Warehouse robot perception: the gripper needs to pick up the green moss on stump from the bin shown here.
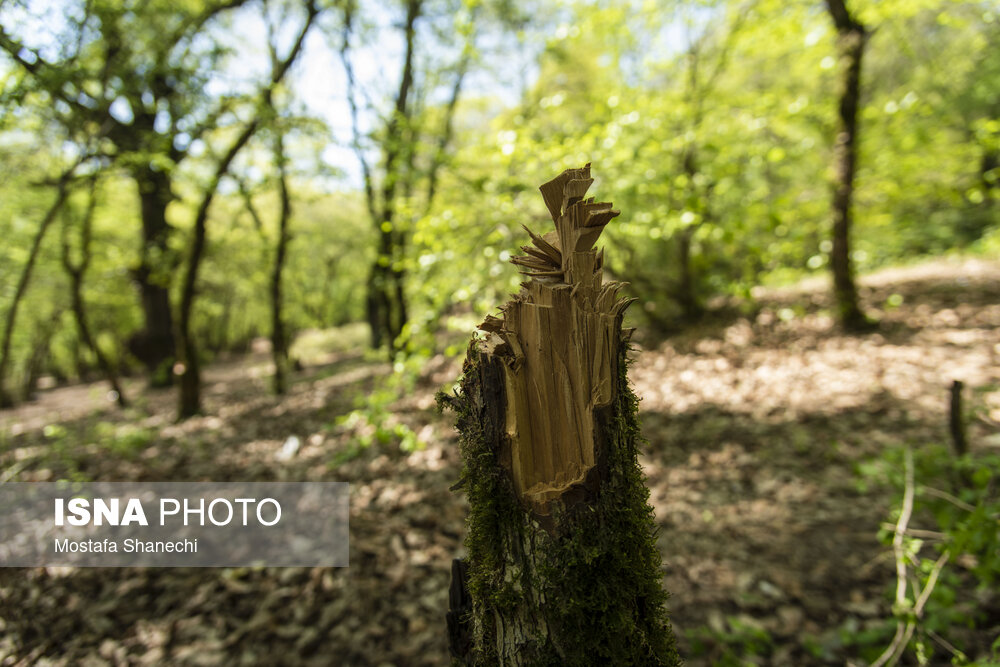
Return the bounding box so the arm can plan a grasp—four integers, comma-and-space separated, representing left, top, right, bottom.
450, 340, 680, 666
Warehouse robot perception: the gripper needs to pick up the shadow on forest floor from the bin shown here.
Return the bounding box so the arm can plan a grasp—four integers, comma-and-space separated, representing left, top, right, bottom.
643, 257, 1000, 354
1, 257, 999, 665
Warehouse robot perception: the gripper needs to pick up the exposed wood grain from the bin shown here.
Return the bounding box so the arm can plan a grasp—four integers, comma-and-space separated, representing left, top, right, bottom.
476, 164, 631, 513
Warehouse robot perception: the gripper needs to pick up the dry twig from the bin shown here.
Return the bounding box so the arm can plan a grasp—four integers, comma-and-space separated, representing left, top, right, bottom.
871, 447, 915, 667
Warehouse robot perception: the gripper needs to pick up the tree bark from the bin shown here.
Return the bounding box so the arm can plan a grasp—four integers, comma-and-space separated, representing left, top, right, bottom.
446, 165, 679, 665
129, 164, 177, 386
0, 165, 76, 407
825, 0, 871, 331
270, 130, 291, 395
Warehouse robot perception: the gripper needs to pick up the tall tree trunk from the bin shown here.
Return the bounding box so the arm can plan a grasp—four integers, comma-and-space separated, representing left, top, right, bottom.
0, 166, 75, 407
342, 0, 420, 352
176, 2, 317, 418
176, 124, 257, 418
446, 166, 679, 665
72, 336, 91, 381
66, 272, 128, 407
365, 270, 385, 350
340, 0, 380, 347
270, 131, 291, 394
130, 164, 177, 386
676, 224, 701, 320
981, 148, 998, 208
675, 144, 706, 321
825, 0, 871, 331
61, 178, 128, 408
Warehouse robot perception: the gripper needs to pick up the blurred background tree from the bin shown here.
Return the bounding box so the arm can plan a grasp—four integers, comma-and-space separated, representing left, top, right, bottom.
0, 0, 996, 413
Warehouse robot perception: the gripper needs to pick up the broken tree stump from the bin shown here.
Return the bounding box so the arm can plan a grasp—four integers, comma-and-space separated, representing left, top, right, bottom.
445, 165, 679, 665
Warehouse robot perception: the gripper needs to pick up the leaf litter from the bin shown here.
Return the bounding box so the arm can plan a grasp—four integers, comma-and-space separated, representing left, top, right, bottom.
1, 258, 998, 665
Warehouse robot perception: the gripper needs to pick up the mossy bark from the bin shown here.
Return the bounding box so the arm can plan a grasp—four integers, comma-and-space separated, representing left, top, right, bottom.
825, 0, 872, 332
446, 165, 679, 666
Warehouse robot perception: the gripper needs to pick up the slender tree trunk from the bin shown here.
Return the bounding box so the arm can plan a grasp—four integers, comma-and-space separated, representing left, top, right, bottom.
0, 167, 75, 407
130, 164, 177, 385
446, 166, 679, 665
676, 225, 701, 321
176, 127, 255, 418
61, 179, 128, 408
176, 118, 262, 416
365, 270, 384, 349
362, 0, 420, 352
215, 289, 233, 353
981, 148, 998, 208
176, 2, 317, 418
676, 54, 706, 323
72, 336, 91, 381
270, 131, 291, 394
390, 261, 407, 343
826, 0, 871, 331
340, 0, 379, 347
67, 273, 128, 407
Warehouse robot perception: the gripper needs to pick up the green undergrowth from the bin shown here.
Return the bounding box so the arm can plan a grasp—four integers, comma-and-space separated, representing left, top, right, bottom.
686, 615, 774, 666
13, 418, 156, 483
856, 443, 1000, 665
328, 351, 429, 467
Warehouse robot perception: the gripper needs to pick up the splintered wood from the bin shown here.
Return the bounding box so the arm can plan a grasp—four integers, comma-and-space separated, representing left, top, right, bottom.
477, 164, 635, 514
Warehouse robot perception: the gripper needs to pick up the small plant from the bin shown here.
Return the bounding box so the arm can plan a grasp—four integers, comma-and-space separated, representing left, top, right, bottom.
94, 422, 154, 458
861, 444, 1000, 666
329, 351, 429, 465
686, 614, 774, 666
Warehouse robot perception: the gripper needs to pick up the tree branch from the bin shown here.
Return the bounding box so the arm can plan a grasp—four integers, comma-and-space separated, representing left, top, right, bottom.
340, 0, 379, 223
870, 447, 915, 667
825, 0, 865, 34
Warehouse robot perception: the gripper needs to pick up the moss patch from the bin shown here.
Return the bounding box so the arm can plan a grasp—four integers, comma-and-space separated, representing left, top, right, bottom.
449, 341, 679, 666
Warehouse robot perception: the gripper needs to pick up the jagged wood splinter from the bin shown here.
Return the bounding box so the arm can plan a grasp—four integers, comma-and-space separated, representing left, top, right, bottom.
446, 164, 679, 665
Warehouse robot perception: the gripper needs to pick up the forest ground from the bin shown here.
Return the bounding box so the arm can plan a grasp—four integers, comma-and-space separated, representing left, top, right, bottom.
1, 257, 998, 666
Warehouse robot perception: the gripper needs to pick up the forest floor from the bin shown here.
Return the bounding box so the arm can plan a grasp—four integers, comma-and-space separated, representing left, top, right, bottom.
1, 257, 999, 666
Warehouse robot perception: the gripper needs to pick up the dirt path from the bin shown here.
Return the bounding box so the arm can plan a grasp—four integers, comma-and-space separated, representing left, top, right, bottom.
1, 258, 998, 665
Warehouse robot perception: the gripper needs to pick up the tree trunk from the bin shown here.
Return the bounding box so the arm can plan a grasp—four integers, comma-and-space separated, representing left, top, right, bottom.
130, 164, 177, 386
366, 269, 385, 349
176, 2, 317, 418
353, 0, 420, 353
980, 148, 998, 209
67, 272, 128, 408
271, 131, 291, 395
62, 178, 128, 408
446, 165, 679, 665
176, 129, 254, 418
676, 224, 701, 321
176, 128, 255, 417
0, 167, 75, 407
826, 0, 871, 331
675, 139, 706, 323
